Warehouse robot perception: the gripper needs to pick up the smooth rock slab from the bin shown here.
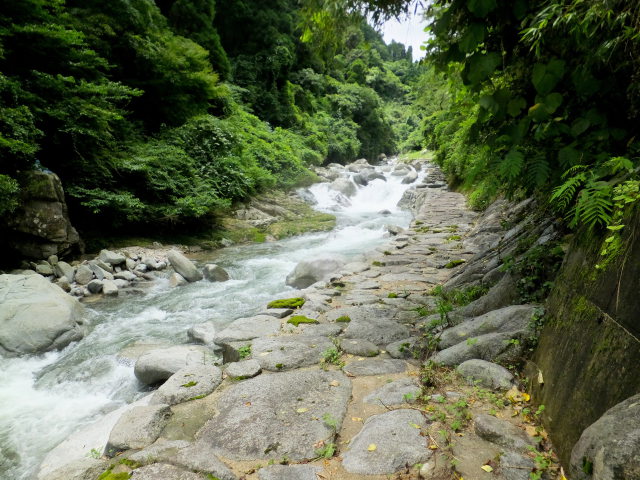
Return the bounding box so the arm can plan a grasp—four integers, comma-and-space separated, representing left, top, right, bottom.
214, 315, 282, 344
570, 392, 640, 480
134, 345, 216, 385
342, 409, 431, 474
151, 365, 222, 405
44, 458, 107, 480
340, 338, 379, 357
106, 404, 172, 455
457, 359, 515, 390
258, 464, 321, 480
386, 337, 419, 359
251, 335, 334, 371
339, 306, 411, 345
98, 249, 126, 266
130, 463, 205, 480
439, 305, 536, 349
174, 442, 238, 480
474, 414, 536, 453
127, 440, 190, 465
258, 308, 293, 318
364, 378, 421, 405
343, 358, 406, 376
196, 369, 351, 461
225, 359, 261, 379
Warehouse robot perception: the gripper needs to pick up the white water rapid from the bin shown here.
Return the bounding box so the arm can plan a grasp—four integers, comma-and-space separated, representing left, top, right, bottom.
0, 159, 424, 479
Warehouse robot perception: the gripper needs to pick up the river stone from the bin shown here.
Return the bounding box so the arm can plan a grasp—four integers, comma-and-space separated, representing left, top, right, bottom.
130, 463, 205, 480
386, 337, 419, 359
342, 409, 431, 474
54, 260, 75, 282
401, 170, 418, 184
187, 322, 216, 345
167, 250, 203, 282
151, 365, 222, 405
74, 264, 94, 285
0, 274, 86, 355
431, 331, 525, 367
285, 254, 346, 289
102, 280, 119, 296
213, 315, 282, 344
106, 404, 172, 455
258, 308, 293, 318
196, 368, 351, 461
203, 264, 230, 282
457, 359, 515, 390
353, 172, 369, 186
341, 306, 411, 345
134, 345, 216, 385
258, 465, 322, 480
169, 272, 188, 288
251, 335, 334, 371
439, 305, 536, 349
98, 249, 126, 266
113, 278, 129, 288
173, 443, 237, 480
364, 378, 421, 405
115, 270, 137, 282
474, 414, 536, 453
330, 177, 357, 197
343, 358, 406, 376
126, 258, 137, 271
340, 338, 379, 357
570, 393, 640, 480
225, 359, 261, 379
500, 451, 536, 480
87, 279, 103, 294
35, 262, 54, 276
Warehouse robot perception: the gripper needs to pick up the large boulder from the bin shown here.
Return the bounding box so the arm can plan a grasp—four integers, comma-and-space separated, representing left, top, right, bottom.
285, 254, 346, 289
0, 274, 86, 355
150, 365, 223, 405
106, 404, 172, 455
167, 250, 203, 282
134, 345, 216, 385
570, 393, 640, 480
3, 170, 81, 259
330, 178, 357, 197
202, 264, 230, 282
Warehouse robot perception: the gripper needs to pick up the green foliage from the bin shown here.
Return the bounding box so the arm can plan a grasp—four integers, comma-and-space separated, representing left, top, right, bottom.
0, 175, 20, 216
321, 347, 344, 368
314, 442, 337, 459
267, 297, 305, 309
335, 315, 351, 323
238, 344, 252, 360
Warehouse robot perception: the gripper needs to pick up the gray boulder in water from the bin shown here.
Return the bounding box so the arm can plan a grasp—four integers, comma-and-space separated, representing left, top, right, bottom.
203, 264, 230, 282
167, 250, 203, 282
285, 254, 347, 289
0, 274, 85, 355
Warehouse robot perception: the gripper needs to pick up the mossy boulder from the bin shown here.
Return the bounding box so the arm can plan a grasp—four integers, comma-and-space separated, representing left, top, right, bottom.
286, 315, 319, 327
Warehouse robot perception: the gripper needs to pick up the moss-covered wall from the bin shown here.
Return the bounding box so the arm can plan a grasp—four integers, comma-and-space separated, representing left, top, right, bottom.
529, 210, 640, 467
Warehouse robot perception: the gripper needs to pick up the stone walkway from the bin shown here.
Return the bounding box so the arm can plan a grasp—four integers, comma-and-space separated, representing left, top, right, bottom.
43, 167, 560, 480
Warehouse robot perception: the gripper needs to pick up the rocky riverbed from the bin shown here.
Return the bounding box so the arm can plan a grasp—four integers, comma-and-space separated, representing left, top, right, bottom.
35, 167, 571, 480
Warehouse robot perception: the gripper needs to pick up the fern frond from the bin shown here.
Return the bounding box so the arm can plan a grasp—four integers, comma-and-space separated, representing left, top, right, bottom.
569, 180, 613, 229
528, 156, 550, 188
498, 149, 524, 181
550, 172, 586, 210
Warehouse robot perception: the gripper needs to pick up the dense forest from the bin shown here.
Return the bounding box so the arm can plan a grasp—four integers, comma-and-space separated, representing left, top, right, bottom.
2, 0, 639, 252
0, 0, 421, 236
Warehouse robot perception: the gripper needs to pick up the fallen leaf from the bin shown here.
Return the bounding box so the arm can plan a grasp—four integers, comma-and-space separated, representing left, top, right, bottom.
352, 417, 363, 422
296, 407, 308, 413
480, 465, 493, 473
244, 402, 251, 406
428, 444, 438, 450
409, 422, 421, 429
538, 370, 544, 385
329, 380, 340, 387
367, 444, 377, 451
522, 393, 531, 402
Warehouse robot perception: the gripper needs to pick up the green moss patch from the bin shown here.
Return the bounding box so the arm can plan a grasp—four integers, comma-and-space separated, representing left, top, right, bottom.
335, 315, 351, 323
181, 381, 198, 388
387, 292, 398, 298
287, 315, 319, 327
267, 297, 305, 309
444, 259, 466, 268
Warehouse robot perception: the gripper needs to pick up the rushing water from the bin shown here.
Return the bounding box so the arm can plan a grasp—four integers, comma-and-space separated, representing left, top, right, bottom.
0, 159, 423, 479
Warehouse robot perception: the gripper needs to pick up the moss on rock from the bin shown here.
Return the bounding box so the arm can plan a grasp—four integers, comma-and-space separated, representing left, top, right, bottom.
287, 315, 319, 327
267, 297, 305, 309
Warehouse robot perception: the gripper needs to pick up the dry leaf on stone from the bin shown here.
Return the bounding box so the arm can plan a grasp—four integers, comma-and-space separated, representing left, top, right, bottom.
367, 443, 377, 451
